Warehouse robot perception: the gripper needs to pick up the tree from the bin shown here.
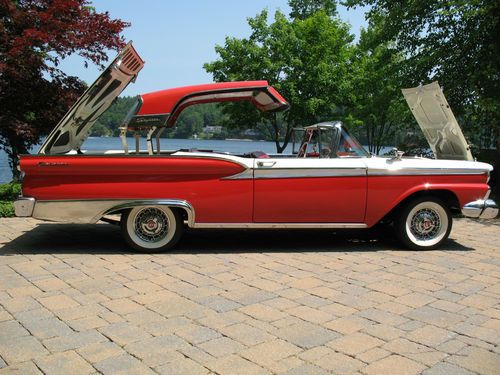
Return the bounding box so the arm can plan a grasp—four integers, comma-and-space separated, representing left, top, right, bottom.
344, 0, 500, 150
204, 8, 354, 153
346, 22, 413, 154
0, 0, 128, 180
289, 0, 337, 19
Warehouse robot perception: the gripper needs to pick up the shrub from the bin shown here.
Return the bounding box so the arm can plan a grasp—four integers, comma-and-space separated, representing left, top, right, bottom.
0, 183, 21, 217
0, 201, 14, 217
0, 183, 21, 201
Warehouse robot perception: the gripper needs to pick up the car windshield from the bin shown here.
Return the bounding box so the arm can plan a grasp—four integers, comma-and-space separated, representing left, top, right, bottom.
337, 127, 370, 158
293, 123, 369, 158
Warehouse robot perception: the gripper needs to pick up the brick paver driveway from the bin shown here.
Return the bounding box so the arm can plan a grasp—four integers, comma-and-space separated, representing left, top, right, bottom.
0, 218, 499, 375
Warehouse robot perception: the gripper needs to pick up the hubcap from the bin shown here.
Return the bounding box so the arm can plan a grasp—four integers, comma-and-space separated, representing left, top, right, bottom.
134, 207, 169, 243
410, 208, 441, 241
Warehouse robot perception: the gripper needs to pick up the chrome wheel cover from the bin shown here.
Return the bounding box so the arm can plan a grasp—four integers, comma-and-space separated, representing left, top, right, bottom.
405, 202, 448, 247
134, 207, 169, 243
410, 208, 441, 241
126, 206, 177, 249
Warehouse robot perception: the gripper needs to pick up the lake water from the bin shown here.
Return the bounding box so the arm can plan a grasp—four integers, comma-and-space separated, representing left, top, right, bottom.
0, 137, 293, 183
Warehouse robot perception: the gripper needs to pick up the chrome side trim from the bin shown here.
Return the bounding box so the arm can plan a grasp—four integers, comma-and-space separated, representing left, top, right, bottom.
254, 168, 366, 179
32, 199, 195, 225
223, 167, 367, 180
14, 197, 35, 217
368, 168, 488, 176
221, 168, 254, 180
461, 199, 498, 219
192, 222, 368, 229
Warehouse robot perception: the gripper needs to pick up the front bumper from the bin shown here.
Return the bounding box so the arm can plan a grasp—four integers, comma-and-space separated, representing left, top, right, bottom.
14, 197, 35, 217
462, 199, 498, 219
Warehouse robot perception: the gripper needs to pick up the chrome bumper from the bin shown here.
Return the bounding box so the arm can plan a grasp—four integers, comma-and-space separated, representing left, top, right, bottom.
462, 199, 498, 219
14, 197, 36, 217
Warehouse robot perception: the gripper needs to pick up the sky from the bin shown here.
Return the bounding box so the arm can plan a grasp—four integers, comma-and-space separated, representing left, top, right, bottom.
59, 1, 368, 96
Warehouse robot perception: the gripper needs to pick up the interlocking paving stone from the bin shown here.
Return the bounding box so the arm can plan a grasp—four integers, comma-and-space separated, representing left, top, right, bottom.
155, 357, 209, 375
198, 336, 245, 357
35, 351, 94, 375
406, 324, 455, 347
422, 362, 476, 375
274, 321, 340, 349
38, 294, 80, 311
124, 335, 189, 366
219, 323, 275, 346
94, 353, 156, 375
77, 341, 125, 364
21, 318, 73, 339
315, 350, 365, 374
206, 354, 270, 375
0, 361, 43, 374
363, 354, 427, 375
98, 322, 152, 346
0, 321, 29, 341
42, 329, 107, 352
282, 364, 330, 375
239, 339, 301, 368
0, 336, 49, 364
1, 218, 499, 374
176, 324, 221, 344
446, 347, 500, 375
328, 332, 384, 356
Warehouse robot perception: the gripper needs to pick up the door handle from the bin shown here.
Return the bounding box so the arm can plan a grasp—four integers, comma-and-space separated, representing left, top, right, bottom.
257, 161, 276, 167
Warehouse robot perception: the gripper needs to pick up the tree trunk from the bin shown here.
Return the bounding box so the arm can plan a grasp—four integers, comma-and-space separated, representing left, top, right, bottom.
4, 138, 29, 182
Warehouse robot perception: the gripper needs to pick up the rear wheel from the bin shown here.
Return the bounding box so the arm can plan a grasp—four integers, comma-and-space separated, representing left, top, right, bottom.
121, 206, 183, 252
396, 197, 452, 250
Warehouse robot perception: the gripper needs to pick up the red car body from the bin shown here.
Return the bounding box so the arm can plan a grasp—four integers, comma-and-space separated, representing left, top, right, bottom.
14, 43, 497, 252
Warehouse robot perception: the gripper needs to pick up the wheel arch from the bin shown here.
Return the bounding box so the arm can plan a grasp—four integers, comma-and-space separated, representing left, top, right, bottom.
98, 199, 195, 227
380, 189, 460, 224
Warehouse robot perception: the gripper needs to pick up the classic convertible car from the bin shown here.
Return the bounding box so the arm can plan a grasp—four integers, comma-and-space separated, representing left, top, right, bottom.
14, 43, 498, 251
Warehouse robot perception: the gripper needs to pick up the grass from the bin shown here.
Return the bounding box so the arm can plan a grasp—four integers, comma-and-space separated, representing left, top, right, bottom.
0, 183, 21, 218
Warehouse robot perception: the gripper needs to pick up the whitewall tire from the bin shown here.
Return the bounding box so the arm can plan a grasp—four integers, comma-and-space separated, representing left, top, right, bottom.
120, 206, 183, 252
396, 197, 452, 250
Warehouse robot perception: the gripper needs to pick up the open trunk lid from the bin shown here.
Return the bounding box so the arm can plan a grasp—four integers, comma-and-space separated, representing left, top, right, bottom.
402, 81, 473, 161
39, 42, 144, 155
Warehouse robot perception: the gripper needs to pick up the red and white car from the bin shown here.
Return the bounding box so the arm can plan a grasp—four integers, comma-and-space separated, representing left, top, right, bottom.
14, 43, 498, 252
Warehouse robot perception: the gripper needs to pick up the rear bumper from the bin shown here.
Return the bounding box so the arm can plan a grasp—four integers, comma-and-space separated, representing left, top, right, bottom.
462, 199, 498, 219
14, 197, 36, 217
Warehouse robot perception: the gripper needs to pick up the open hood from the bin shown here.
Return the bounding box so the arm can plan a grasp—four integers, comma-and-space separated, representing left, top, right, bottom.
402, 81, 473, 161
127, 81, 290, 128
39, 42, 144, 154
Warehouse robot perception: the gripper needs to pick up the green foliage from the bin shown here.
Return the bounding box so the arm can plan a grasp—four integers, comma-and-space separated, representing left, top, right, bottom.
0, 0, 128, 181
346, 24, 412, 154
92, 96, 138, 136
0, 183, 21, 201
0, 201, 14, 217
344, 0, 500, 149
289, 0, 337, 19
204, 8, 354, 152
0, 183, 20, 217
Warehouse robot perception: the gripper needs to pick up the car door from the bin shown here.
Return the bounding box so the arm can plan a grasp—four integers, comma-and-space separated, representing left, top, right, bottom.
253, 157, 367, 223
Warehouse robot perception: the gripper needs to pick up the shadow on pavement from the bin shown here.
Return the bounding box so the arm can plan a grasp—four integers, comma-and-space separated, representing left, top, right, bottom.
0, 223, 474, 255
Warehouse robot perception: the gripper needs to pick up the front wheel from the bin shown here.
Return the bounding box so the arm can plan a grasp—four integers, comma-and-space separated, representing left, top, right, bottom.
395, 197, 452, 250
121, 206, 183, 252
